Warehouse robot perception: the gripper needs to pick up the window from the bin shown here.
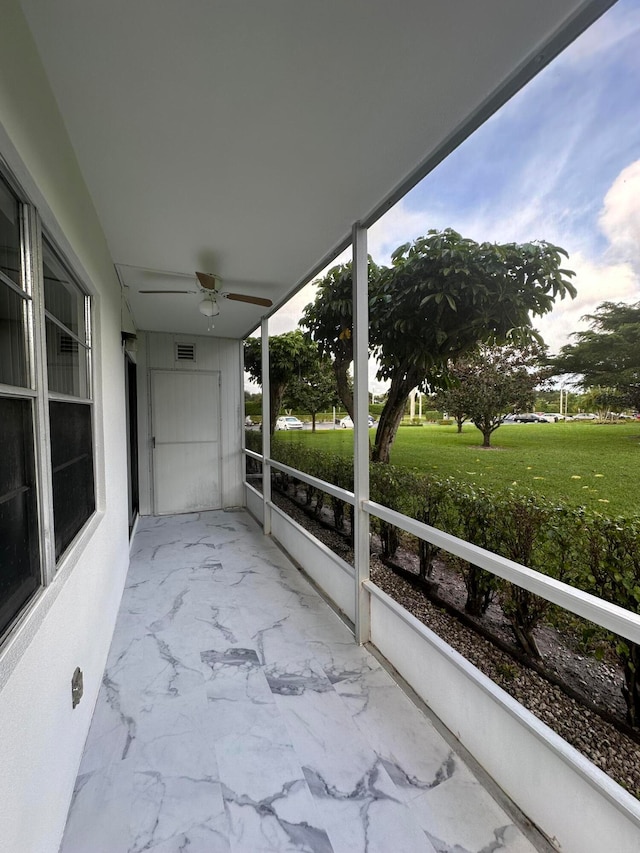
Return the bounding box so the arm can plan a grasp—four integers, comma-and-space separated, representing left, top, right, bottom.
43, 239, 95, 559
0, 174, 95, 639
0, 398, 39, 637
43, 240, 90, 397
49, 401, 95, 560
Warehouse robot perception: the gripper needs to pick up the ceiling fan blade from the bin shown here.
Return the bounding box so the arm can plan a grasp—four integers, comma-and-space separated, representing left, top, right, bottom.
138, 289, 196, 294
195, 271, 219, 291
224, 292, 273, 307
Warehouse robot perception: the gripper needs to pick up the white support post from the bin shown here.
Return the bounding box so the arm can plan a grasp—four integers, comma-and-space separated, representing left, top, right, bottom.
261, 317, 272, 535
353, 222, 370, 644
240, 343, 246, 464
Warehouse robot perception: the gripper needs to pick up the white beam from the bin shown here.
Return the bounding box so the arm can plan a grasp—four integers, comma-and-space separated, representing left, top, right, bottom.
353, 222, 370, 644
261, 317, 272, 535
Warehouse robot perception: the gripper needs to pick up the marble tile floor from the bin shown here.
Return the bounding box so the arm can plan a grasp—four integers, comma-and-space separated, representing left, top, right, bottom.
60, 510, 550, 853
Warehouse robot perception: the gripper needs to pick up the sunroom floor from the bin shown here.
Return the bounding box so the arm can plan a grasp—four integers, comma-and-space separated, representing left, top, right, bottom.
59, 510, 547, 853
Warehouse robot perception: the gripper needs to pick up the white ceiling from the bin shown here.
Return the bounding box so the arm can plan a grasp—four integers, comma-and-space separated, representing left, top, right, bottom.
20, 0, 610, 338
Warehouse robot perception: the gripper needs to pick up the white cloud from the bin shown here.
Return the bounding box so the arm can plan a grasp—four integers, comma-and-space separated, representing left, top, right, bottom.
599, 159, 640, 265
539, 161, 640, 352
537, 252, 638, 353
368, 202, 434, 264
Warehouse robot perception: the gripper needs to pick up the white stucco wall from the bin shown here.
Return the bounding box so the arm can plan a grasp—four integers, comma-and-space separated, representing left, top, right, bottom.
136, 331, 244, 515
0, 4, 131, 851
367, 584, 640, 853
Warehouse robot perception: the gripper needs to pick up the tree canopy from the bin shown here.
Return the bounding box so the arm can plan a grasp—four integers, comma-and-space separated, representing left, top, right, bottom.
303, 228, 576, 462
550, 301, 640, 410
244, 330, 319, 435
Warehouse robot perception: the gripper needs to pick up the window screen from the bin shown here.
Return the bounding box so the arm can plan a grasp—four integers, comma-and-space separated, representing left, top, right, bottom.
0, 177, 21, 288
0, 397, 40, 637
49, 401, 95, 559
43, 240, 89, 397
0, 280, 29, 388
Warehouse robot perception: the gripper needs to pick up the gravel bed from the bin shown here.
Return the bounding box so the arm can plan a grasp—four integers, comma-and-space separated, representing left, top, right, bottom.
272, 488, 640, 800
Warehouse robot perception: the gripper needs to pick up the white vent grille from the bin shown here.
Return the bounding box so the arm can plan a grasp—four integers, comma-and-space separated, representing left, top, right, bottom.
175, 342, 196, 362
60, 335, 79, 354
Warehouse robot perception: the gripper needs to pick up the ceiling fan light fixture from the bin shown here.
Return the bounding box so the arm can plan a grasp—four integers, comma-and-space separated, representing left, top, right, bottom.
198, 296, 220, 317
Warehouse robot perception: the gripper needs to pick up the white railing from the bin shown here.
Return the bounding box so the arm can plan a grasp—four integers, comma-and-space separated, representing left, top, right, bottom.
267, 457, 355, 507
366, 499, 640, 645
243, 447, 640, 646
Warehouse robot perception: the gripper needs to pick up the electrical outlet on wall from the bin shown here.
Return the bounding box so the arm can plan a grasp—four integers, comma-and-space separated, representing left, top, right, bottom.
71, 667, 83, 709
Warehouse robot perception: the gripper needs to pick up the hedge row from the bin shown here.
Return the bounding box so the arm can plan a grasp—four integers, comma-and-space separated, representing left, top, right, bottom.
253, 436, 640, 726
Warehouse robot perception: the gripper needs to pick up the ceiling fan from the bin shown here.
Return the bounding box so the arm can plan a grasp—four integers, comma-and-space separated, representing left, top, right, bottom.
139, 271, 273, 328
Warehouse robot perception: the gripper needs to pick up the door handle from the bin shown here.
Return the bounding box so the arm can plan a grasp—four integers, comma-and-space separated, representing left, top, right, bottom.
152, 436, 156, 449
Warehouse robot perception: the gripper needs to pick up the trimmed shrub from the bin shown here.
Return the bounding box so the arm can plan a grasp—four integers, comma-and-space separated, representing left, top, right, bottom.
449, 486, 500, 616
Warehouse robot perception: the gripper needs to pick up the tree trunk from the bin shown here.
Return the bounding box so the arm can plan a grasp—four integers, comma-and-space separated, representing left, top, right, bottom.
311, 412, 316, 432
380, 523, 399, 559
334, 358, 354, 422
509, 622, 542, 659
502, 586, 545, 659
418, 539, 439, 579
371, 367, 420, 463
269, 383, 286, 435
622, 641, 640, 727
463, 564, 496, 616
482, 429, 491, 448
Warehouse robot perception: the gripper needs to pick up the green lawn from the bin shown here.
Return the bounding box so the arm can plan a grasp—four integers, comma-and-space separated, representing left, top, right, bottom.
273, 421, 640, 517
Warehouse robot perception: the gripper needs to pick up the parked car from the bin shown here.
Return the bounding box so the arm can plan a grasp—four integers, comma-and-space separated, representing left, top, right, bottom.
535, 412, 559, 422
572, 412, 597, 420
275, 415, 304, 430
339, 414, 375, 428
507, 413, 547, 423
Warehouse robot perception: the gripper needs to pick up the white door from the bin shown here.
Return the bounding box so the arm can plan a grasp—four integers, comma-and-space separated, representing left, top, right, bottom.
151, 370, 222, 514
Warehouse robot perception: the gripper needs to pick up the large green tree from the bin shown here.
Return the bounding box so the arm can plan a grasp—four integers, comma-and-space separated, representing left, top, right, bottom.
244, 331, 319, 435
550, 301, 640, 409
283, 355, 340, 431
434, 343, 547, 447
303, 229, 576, 463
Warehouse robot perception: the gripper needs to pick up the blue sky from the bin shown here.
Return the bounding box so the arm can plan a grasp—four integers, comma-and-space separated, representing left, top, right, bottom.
366, 0, 640, 355
266, 0, 640, 389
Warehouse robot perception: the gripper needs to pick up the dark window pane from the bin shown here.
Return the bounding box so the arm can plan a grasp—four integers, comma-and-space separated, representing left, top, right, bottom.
43, 241, 85, 338
0, 397, 40, 637
0, 177, 21, 288
126, 357, 139, 533
45, 317, 88, 396
0, 281, 29, 387
49, 401, 95, 560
